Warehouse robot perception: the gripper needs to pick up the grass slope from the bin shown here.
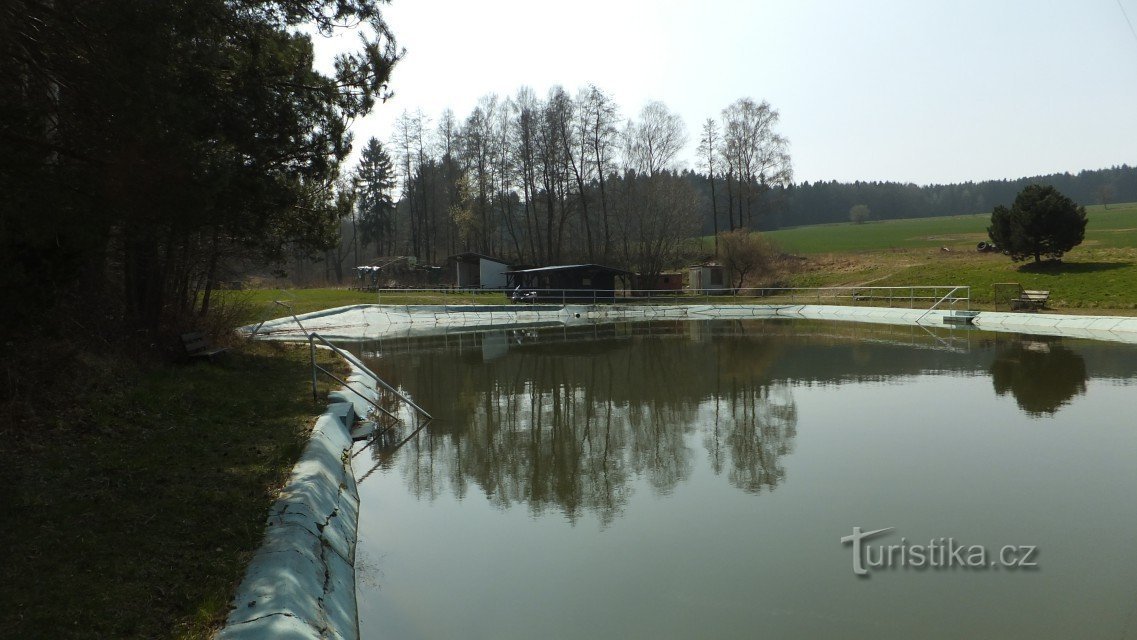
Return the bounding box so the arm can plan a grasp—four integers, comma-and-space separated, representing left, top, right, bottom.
1, 342, 345, 639
773, 203, 1137, 311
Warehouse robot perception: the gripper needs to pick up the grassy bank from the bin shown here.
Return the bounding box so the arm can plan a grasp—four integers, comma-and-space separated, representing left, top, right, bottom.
0, 341, 346, 639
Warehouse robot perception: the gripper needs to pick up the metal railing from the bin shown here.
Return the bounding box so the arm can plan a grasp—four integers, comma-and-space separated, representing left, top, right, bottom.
308, 332, 433, 422
916, 286, 971, 323
248, 299, 307, 339
358, 285, 971, 310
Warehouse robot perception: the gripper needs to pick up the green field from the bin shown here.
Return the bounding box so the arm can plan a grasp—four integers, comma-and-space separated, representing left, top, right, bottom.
766, 202, 1137, 254
773, 202, 1137, 311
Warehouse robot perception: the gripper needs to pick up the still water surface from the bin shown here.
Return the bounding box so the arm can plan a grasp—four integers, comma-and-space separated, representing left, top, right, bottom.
350, 320, 1137, 639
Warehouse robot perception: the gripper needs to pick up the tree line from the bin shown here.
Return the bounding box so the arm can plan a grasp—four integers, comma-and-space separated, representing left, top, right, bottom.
340, 88, 792, 283
708, 164, 1136, 232
341, 86, 1132, 283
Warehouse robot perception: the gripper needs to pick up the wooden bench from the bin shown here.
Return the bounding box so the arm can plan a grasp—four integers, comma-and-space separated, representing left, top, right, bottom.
1011, 290, 1050, 311
181, 331, 229, 362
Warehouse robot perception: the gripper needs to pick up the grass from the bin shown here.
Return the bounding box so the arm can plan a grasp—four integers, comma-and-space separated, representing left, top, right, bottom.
761, 202, 1137, 312
0, 340, 347, 639
230, 287, 511, 324
765, 201, 1137, 254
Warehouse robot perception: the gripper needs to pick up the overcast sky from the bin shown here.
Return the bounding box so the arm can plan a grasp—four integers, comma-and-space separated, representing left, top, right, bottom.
311, 0, 1137, 186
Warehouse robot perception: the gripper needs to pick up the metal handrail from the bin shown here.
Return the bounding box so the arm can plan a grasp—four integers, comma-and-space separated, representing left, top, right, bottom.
355, 285, 971, 309
308, 332, 433, 421
916, 286, 970, 323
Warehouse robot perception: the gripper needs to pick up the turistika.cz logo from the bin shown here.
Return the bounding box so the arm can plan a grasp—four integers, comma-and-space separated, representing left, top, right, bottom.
840, 527, 1038, 576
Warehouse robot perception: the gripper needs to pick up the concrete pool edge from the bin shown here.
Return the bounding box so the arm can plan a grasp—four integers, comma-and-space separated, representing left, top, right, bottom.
215, 355, 377, 640
244, 303, 1137, 344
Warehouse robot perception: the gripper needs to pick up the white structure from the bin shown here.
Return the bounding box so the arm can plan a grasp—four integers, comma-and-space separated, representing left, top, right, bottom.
451, 252, 510, 289
688, 264, 727, 294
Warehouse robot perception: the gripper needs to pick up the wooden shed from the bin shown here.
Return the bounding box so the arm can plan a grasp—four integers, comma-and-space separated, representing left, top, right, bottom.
505, 264, 632, 302
688, 263, 727, 294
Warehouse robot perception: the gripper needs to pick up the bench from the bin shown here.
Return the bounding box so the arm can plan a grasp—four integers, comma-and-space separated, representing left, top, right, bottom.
1011, 290, 1050, 311
181, 331, 229, 362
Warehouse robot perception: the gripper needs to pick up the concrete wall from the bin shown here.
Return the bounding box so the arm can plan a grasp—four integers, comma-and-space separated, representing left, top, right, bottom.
247, 303, 1137, 346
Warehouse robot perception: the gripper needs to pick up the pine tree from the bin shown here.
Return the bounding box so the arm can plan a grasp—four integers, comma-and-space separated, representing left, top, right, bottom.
988, 185, 1087, 263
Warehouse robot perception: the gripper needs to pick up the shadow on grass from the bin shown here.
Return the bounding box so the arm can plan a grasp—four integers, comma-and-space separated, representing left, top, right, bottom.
0, 342, 347, 640
1017, 260, 1132, 274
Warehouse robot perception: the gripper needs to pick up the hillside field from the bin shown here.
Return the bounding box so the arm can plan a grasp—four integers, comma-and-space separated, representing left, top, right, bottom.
772, 202, 1137, 310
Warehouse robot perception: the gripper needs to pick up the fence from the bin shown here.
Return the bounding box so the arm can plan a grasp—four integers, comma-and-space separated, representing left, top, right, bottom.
362, 285, 971, 311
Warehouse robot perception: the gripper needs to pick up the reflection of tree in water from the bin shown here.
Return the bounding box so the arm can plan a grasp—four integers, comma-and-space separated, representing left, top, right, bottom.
990, 339, 1088, 416
368, 322, 798, 525
704, 335, 796, 494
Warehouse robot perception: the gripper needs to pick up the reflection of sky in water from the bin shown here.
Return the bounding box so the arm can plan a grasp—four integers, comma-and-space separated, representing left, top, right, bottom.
351, 320, 1137, 640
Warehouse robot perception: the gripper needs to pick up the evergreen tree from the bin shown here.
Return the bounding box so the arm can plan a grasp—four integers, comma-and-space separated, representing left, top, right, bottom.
355, 137, 398, 255
987, 184, 1087, 263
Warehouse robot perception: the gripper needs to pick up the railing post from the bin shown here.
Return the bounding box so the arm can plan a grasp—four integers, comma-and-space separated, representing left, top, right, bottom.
309, 334, 318, 402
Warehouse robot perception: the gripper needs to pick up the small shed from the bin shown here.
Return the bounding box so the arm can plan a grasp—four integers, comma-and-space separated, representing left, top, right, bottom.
505, 264, 633, 302
449, 252, 511, 289
688, 263, 726, 294
635, 271, 685, 292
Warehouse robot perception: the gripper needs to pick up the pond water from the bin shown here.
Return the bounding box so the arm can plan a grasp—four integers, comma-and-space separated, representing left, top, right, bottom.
349, 319, 1137, 639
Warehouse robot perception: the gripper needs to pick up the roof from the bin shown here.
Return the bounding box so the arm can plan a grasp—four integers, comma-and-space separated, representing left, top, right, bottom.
505, 263, 633, 275
448, 252, 510, 265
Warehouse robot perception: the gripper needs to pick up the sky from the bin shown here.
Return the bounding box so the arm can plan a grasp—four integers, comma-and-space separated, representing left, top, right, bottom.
310, 0, 1137, 186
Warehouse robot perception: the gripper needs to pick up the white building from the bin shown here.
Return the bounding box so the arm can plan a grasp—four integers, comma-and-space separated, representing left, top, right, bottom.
450, 252, 511, 289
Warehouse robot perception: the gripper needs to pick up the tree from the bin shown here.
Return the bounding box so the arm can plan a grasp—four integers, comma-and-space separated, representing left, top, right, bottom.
1097, 183, 1115, 210
720, 98, 792, 229
355, 137, 397, 255
623, 101, 687, 177
697, 118, 722, 252
849, 204, 871, 224
717, 229, 776, 290
1, 0, 401, 335
987, 184, 1087, 263
580, 85, 620, 260
614, 171, 698, 284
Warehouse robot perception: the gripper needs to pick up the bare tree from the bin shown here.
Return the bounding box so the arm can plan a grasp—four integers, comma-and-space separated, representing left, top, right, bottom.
512, 86, 542, 263
623, 101, 687, 177
580, 85, 620, 261
697, 118, 722, 253
721, 98, 792, 228
537, 86, 574, 262
615, 172, 699, 284
717, 228, 776, 290
391, 110, 424, 256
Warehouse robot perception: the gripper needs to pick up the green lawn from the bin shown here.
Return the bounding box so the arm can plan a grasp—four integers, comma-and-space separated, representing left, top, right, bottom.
766, 202, 1137, 254
231, 287, 511, 323
850, 249, 1137, 309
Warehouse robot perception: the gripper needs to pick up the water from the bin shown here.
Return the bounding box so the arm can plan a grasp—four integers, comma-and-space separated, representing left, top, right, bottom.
350, 320, 1137, 639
